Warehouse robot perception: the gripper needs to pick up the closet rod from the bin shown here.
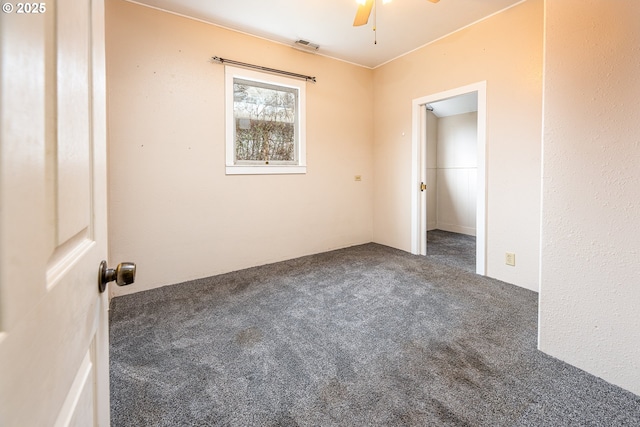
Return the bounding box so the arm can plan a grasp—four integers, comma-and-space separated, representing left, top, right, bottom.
211, 56, 316, 83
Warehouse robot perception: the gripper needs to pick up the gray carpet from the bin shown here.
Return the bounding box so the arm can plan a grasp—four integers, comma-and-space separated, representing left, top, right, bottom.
110, 243, 640, 426
427, 229, 476, 273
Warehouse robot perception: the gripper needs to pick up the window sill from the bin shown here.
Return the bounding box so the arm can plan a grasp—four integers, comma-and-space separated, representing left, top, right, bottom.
225, 165, 307, 175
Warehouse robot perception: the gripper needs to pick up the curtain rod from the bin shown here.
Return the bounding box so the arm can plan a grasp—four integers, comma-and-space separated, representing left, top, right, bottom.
211, 56, 316, 83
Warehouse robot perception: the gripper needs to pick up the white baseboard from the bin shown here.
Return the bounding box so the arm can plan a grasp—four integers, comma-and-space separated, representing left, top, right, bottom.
435, 223, 476, 237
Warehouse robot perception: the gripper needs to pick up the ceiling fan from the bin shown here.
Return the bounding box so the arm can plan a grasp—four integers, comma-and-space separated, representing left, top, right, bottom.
353, 0, 440, 27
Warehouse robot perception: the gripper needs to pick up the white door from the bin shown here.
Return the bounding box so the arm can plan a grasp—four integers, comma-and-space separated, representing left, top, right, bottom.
419, 104, 429, 255
411, 82, 487, 275
0, 0, 111, 425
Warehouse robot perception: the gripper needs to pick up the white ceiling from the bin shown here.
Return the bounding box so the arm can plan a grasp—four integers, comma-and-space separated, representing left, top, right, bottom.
429, 91, 478, 117
128, 0, 525, 68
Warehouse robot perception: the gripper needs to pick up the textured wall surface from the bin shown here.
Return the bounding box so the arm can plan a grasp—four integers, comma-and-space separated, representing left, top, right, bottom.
539, 0, 640, 396
106, 0, 374, 296
373, 0, 543, 291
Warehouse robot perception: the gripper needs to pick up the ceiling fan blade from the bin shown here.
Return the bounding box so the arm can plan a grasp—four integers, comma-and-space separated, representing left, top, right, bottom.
353, 0, 374, 27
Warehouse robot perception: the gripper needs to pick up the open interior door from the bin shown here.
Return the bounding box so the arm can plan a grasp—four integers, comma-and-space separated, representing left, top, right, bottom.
0, 0, 110, 425
419, 104, 429, 256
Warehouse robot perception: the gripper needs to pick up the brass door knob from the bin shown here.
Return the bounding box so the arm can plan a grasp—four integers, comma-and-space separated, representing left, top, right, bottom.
98, 260, 136, 293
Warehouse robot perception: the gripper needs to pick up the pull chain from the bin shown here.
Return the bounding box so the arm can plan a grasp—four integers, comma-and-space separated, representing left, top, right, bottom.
373, 0, 377, 44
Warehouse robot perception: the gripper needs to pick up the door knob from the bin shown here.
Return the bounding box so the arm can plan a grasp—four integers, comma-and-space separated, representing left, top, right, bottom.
98, 260, 136, 293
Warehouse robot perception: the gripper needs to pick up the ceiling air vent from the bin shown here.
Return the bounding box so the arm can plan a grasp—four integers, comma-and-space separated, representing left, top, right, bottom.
293, 39, 320, 53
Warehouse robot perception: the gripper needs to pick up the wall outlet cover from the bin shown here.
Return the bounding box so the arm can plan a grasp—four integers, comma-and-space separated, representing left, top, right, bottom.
505, 252, 516, 266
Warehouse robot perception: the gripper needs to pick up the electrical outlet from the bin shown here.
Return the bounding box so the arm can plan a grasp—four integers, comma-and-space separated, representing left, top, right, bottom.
354, 175, 362, 181
505, 252, 515, 266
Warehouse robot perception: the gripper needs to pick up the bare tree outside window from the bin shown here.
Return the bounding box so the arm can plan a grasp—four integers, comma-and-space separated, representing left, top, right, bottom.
233, 79, 298, 164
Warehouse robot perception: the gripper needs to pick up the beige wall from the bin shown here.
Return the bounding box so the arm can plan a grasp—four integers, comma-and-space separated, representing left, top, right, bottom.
106, 0, 374, 296
540, 0, 640, 395
106, 0, 543, 295
372, 0, 543, 290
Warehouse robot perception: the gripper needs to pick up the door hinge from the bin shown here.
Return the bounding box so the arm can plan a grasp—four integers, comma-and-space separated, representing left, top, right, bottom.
420, 182, 427, 192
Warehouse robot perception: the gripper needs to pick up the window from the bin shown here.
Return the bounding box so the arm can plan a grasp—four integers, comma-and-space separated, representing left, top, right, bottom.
225, 66, 306, 174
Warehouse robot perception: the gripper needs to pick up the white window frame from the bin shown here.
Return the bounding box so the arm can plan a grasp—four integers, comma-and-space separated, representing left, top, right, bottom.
225, 65, 307, 175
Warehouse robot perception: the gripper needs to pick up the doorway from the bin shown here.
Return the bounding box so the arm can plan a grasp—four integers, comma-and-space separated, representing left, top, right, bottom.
411, 82, 486, 275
